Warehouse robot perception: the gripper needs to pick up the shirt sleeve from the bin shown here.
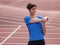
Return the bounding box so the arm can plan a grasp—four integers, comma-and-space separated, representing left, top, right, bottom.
24, 16, 30, 25
37, 16, 43, 19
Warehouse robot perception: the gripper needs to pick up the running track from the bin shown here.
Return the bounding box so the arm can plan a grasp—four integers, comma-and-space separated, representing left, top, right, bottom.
0, 0, 60, 45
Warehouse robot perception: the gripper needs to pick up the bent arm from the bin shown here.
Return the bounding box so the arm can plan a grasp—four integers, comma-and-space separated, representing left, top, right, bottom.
29, 18, 43, 23
29, 16, 48, 23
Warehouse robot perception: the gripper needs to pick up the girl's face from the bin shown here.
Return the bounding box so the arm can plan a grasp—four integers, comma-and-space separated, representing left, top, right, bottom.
29, 7, 37, 15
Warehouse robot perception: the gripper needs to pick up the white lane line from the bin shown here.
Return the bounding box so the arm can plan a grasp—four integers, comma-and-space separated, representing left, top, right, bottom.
2, 43, 60, 45
0, 32, 60, 34
10, 0, 26, 6
0, 25, 22, 45
46, 33, 60, 34
45, 38, 60, 40
0, 37, 60, 40
46, 44, 60, 45
0, 37, 28, 38
3, 43, 27, 44
37, 10, 60, 14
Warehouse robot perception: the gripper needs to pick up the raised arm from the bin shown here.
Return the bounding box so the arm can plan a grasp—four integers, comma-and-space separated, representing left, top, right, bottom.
29, 18, 43, 23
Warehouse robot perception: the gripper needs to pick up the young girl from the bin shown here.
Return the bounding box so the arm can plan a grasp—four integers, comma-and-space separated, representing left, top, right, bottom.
24, 3, 48, 45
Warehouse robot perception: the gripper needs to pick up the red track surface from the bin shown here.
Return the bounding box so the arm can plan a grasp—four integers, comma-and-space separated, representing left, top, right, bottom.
0, 0, 60, 45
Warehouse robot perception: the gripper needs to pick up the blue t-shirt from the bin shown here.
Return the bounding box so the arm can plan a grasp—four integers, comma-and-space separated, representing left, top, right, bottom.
24, 16, 44, 41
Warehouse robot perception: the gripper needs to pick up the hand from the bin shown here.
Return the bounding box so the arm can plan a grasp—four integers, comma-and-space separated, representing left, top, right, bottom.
44, 16, 48, 21
42, 16, 48, 23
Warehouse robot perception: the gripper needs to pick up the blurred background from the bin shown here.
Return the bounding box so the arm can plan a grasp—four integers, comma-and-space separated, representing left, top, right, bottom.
0, 0, 60, 45
0, 0, 60, 10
